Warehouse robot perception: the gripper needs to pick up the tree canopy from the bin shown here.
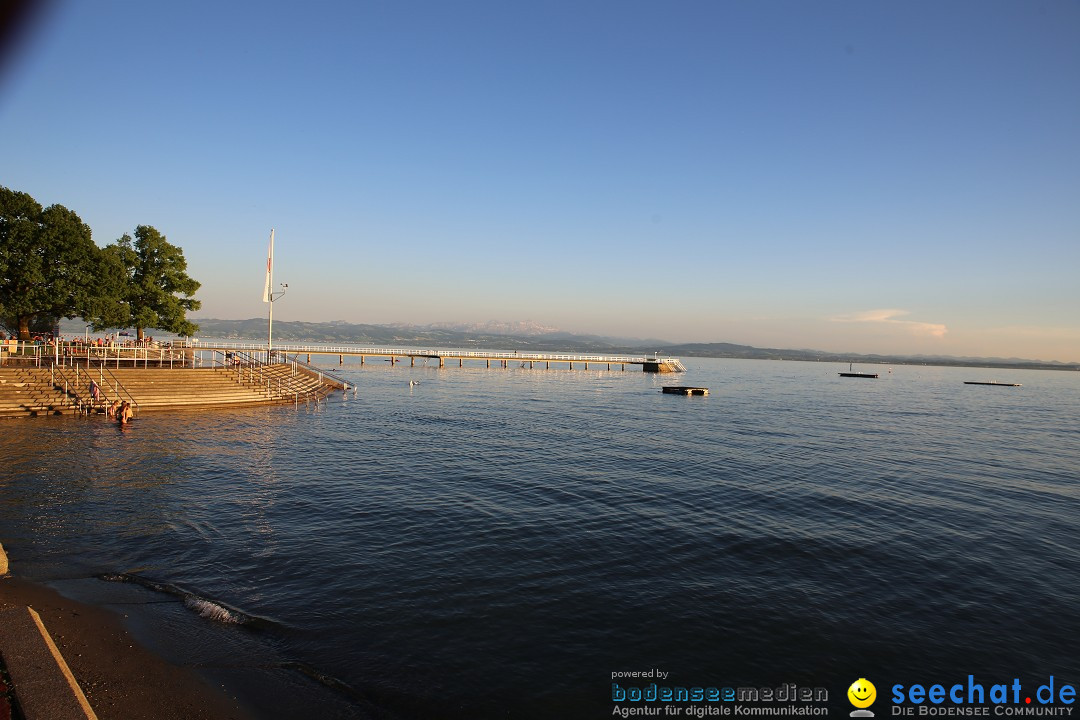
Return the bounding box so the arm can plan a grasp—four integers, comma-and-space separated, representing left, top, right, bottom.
104, 226, 201, 340
0, 186, 123, 340
0, 186, 201, 341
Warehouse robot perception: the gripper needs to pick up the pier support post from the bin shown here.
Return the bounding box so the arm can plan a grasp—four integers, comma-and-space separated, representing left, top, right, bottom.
546, 361, 550, 369
411, 357, 415, 367
530, 362, 533, 369
459, 359, 462, 368
584, 362, 589, 370
569, 362, 574, 370
486, 359, 490, 368
307, 354, 311, 363
439, 357, 444, 368
361, 355, 365, 365
340, 355, 343, 365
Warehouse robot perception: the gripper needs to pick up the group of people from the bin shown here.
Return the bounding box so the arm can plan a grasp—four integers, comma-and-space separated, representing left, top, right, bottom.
109, 399, 134, 425
91, 380, 133, 424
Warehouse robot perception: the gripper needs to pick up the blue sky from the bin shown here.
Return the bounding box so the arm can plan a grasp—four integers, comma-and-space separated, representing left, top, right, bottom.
2, 1, 1078, 360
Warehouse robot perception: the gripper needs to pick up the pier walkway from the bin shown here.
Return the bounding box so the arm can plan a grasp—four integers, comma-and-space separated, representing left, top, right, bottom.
182, 342, 687, 372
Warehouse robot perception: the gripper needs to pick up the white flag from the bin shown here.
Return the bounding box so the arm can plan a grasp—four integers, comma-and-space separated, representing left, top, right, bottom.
261, 229, 274, 302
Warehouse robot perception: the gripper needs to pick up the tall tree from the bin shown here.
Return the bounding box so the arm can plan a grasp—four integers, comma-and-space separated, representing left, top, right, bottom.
105, 225, 201, 340
0, 186, 116, 340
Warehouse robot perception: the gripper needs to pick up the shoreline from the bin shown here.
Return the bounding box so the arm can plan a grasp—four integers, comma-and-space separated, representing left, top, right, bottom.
0, 570, 255, 720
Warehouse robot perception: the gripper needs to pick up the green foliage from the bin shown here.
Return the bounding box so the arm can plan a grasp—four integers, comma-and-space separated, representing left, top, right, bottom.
0, 186, 114, 340
105, 225, 201, 339
1, 186, 202, 341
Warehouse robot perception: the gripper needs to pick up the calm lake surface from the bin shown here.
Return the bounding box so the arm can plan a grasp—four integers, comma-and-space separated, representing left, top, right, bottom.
1, 357, 1078, 718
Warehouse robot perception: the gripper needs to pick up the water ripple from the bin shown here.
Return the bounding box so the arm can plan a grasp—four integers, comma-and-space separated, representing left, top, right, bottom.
1, 360, 1078, 716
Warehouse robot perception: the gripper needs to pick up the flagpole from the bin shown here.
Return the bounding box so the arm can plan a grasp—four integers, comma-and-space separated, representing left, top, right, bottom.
266, 229, 274, 362
262, 229, 286, 364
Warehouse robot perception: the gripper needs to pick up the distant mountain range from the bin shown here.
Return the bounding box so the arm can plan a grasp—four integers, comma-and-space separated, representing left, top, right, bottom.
179, 318, 1079, 371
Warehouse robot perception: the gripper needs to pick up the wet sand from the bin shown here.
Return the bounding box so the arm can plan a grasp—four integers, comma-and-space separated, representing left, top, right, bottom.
0, 575, 255, 720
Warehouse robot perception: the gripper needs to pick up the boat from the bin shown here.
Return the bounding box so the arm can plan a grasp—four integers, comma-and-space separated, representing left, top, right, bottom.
964, 381, 1021, 387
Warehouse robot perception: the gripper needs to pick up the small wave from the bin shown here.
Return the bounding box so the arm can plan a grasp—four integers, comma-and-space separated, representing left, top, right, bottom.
96, 572, 271, 628
184, 595, 245, 624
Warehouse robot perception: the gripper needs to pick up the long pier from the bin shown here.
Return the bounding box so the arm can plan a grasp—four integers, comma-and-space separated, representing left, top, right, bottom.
182, 342, 686, 372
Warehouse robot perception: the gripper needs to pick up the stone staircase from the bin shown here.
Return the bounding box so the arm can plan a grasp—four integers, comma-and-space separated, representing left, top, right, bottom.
0, 363, 342, 419
112, 365, 337, 411
0, 367, 77, 417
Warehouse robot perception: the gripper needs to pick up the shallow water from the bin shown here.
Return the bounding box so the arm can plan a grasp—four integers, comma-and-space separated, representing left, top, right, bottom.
1, 358, 1078, 718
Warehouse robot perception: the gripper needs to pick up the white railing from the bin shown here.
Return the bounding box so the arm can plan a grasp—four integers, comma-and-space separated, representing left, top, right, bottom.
60, 343, 186, 368
0, 341, 186, 368
0, 340, 45, 365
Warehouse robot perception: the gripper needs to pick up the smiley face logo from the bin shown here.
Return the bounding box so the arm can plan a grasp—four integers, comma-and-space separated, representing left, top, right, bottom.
848, 678, 877, 709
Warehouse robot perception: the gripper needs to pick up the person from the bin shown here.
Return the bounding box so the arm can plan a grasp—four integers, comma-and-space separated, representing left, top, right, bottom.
89, 379, 100, 404
109, 400, 120, 419
118, 401, 133, 425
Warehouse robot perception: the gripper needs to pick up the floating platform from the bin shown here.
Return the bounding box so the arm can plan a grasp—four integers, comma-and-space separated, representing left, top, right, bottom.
964, 381, 1021, 387
662, 386, 709, 396
839, 372, 879, 379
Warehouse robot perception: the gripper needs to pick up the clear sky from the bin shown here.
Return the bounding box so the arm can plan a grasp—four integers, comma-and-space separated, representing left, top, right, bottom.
2, 1, 1078, 361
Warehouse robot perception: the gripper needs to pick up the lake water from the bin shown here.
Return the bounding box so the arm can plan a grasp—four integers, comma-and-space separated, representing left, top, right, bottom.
1, 357, 1078, 719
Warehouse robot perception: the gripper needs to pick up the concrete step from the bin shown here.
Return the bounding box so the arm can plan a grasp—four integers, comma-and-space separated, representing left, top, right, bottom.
0, 366, 336, 417
0, 606, 97, 719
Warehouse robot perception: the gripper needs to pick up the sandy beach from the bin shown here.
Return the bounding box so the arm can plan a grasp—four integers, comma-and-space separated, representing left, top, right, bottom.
0, 574, 254, 720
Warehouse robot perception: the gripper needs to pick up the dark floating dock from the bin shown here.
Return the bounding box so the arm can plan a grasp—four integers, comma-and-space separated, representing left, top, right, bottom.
662, 386, 709, 396
839, 372, 879, 379
964, 381, 1021, 387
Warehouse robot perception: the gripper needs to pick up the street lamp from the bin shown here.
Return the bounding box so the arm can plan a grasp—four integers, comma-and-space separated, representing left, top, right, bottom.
267, 282, 287, 362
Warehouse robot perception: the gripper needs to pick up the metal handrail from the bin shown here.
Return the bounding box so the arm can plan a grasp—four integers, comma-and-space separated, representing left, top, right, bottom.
283, 354, 349, 392
213, 350, 334, 401
96, 364, 139, 415
45, 364, 115, 414
240, 352, 303, 398
48, 364, 86, 413
267, 353, 344, 398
